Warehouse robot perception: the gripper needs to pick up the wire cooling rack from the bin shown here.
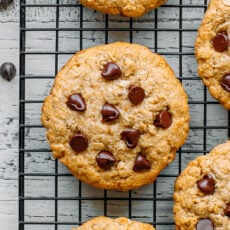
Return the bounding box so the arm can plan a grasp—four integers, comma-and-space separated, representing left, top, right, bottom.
19, 0, 230, 229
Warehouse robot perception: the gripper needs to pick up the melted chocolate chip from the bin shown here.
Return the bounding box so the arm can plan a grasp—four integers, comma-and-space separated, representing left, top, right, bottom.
154, 110, 172, 128
213, 32, 229, 52
70, 134, 88, 152
101, 62, 122, 80
133, 153, 151, 172
96, 151, 116, 170
196, 219, 214, 230
67, 93, 86, 111
221, 74, 230, 92
102, 103, 120, 122
224, 203, 230, 217
121, 128, 140, 149
197, 174, 215, 194
128, 86, 145, 105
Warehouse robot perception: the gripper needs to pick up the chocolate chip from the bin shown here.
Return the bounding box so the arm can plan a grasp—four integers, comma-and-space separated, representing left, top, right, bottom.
101, 62, 122, 80
196, 219, 214, 230
121, 128, 140, 149
0, 62, 16, 81
128, 86, 145, 105
154, 110, 172, 128
221, 74, 230, 92
133, 153, 151, 172
224, 203, 230, 217
67, 93, 86, 111
96, 151, 116, 170
102, 103, 120, 122
0, 0, 14, 7
197, 174, 215, 194
213, 32, 229, 52
70, 134, 88, 152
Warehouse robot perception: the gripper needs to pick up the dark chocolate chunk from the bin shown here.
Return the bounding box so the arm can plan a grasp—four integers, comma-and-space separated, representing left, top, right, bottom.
101, 62, 122, 80
121, 128, 140, 149
154, 110, 172, 128
128, 86, 145, 105
96, 151, 116, 170
224, 203, 230, 217
70, 134, 88, 152
196, 219, 214, 230
221, 74, 230, 92
133, 153, 151, 172
102, 103, 120, 122
67, 93, 86, 111
213, 32, 229, 52
197, 174, 215, 194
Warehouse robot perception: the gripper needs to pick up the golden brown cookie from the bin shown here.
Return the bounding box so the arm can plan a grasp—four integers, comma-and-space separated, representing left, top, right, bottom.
174, 141, 230, 230
80, 0, 167, 17
195, 0, 230, 109
73, 216, 155, 229
41, 42, 189, 191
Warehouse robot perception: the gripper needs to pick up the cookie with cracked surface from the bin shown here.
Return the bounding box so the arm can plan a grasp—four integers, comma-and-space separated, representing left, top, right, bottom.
195, 0, 230, 109
173, 140, 230, 230
41, 42, 189, 191
80, 0, 167, 17
72, 216, 155, 229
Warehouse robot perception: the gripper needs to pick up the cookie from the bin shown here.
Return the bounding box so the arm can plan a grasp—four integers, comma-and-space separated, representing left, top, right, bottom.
80, 0, 167, 17
195, 0, 230, 109
173, 141, 230, 229
73, 216, 155, 229
41, 42, 189, 191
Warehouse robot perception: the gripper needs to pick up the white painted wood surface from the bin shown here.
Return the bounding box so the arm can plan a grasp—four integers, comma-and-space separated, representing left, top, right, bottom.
0, 1, 19, 229
0, 0, 229, 229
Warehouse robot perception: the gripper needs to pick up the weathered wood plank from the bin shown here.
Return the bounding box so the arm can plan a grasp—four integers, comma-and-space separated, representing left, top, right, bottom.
0, 1, 19, 229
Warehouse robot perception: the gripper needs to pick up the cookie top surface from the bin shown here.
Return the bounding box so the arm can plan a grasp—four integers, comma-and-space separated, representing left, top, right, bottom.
195, 0, 230, 109
173, 141, 230, 230
80, 0, 167, 17
41, 42, 189, 191
73, 216, 155, 230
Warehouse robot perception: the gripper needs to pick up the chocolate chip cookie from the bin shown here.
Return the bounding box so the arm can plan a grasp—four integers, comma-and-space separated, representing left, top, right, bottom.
174, 141, 230, 229
42, 42, 189, 191
80, 0, 167, 17
73, 216, 155, 229
195, 0, 230, 109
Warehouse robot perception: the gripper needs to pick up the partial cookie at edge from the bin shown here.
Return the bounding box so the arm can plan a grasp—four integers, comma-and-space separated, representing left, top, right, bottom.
195, 0, 230, 109
73, 216, 155, 229
174, 140, 230, 229
80, 0, 167, 17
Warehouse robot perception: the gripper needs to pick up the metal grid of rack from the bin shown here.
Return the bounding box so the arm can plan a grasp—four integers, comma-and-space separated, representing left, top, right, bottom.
19, 0, 229, 229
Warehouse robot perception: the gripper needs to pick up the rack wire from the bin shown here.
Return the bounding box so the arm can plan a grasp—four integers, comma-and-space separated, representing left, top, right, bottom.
19, 0, 229, 229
